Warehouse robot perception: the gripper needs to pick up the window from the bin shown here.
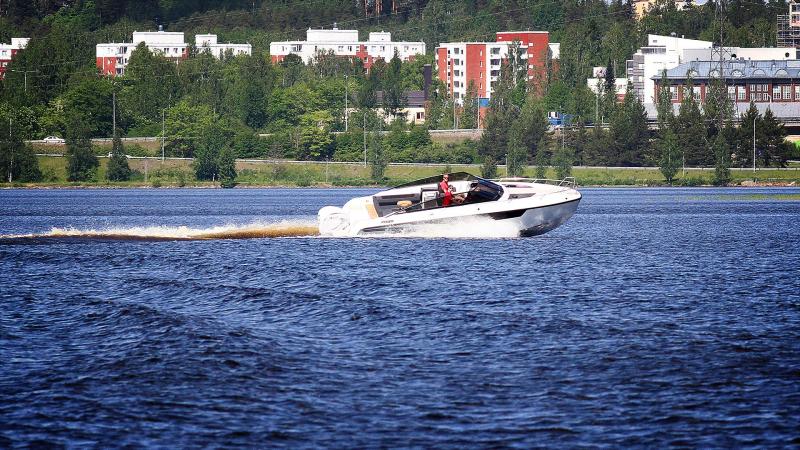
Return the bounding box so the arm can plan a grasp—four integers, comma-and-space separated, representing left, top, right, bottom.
783, 86, 791, 100
416, 111, 424, 120
670, 86, 678, 101
763, 84, 768, 91
490, 69, 500, 77
338, 46, 344, 52
738, 87, 746, 101
490, 47, 500, 55
795, 85, 800, 100
490, 59, 500, 66
750, 93, 755, 101
693, 86, 701, 100
728, 86, 736, 100
454, 70, 460, 76
479, 61, 483, 67
454, 81, 461, 88
773, 86, 781, 99
479, 72, 483, 78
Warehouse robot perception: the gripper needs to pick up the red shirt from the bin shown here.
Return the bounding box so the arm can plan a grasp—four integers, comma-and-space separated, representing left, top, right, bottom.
439, 180, 452, 206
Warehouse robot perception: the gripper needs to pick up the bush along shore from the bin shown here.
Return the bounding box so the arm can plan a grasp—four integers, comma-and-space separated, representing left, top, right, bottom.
1, 156, 798, 188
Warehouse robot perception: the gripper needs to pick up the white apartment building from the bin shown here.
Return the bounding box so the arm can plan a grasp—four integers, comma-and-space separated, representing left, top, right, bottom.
624, 34, 713, 104
269, 28, 425, 69
0, 38, 29, 79
97, 30, 251, 76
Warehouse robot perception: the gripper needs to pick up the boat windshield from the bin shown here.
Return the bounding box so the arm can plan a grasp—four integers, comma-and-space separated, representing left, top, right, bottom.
371, 172, 504, 217
390, 172, 479, 189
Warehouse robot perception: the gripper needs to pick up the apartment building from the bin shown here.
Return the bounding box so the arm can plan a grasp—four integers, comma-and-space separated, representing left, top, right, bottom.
269, 28, 425, 70
434, 31, 555, 105
0, 38, 29, 79
96, 30, 251, 76
777, 0, 800, 49
624, 34, 713, 104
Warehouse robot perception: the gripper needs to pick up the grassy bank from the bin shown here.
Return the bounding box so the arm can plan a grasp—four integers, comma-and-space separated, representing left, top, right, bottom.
4, 156, 800, 188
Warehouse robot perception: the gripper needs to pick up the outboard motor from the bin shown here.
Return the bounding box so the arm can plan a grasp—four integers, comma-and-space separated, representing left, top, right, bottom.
318, 206, 350, 236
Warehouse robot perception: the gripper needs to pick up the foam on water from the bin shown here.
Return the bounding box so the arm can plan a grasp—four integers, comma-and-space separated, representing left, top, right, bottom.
0, 220, 320, 241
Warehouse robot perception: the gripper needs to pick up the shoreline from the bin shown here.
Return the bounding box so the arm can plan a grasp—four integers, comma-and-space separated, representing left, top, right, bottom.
2, 181, 798, 189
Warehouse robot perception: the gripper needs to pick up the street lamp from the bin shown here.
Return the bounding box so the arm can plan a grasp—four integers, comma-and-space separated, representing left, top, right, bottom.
753, 116, 756, 175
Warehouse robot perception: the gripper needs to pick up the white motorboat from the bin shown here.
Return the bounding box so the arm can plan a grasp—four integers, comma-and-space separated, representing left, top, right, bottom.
318, 172, 581, 237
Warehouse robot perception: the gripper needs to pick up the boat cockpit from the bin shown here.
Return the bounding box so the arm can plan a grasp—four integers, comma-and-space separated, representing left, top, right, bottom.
371, 172, 504, 217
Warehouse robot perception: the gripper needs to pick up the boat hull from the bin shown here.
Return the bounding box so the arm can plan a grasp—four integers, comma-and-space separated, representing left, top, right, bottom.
355, 197, 581, 237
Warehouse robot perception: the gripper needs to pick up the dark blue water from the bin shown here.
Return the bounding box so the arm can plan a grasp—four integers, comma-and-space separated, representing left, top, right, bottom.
1, 188, 799, 447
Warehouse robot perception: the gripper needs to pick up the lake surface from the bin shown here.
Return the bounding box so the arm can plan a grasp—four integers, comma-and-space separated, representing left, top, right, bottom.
1, 187, 799, 447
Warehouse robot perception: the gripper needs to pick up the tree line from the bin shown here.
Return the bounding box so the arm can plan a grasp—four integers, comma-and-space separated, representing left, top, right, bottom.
1, 0, 798, 185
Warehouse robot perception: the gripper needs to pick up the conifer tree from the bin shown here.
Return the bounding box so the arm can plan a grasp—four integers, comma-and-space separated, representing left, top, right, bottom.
674, 75, 708, 166
106, 129, 131, 182
712, 133, 731, 186
658, 129, 681, 184
66, 116, 98, 182
608, 83, 649, 166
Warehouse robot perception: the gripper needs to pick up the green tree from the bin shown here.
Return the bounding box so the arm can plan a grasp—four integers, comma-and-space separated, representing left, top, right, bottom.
120, 43, 180, 133
658, 128, 681, 184
478, 60, 516, 169
66, 117, 98, 182
384, 50, 406, 119
760, 107, 789, 167
674, 75, 708, 166
737, 102, 762, 168
534, 135, 550, 179
712, 133, 731, 186
106, 129, 131, 181
608, 83, 650, 166
218, 146, 237, 188
553, 144, 574, 180
656, 70, 674, 130
460, 81, 478, 129
299, 110, 334, 160
480, 157, 498, 179
0, 121, 40, 183
369, 131, 387, 182
41, 77, 114, 139
164, 101, 215, 158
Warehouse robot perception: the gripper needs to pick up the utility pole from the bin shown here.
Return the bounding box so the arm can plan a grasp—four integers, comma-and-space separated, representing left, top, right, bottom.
112, 90, 116, 133
344, 74, 349, 132
161, 109, 166, 161
7, 117, 12, 183
10, 69, 38, 93
753, 116, 757, 175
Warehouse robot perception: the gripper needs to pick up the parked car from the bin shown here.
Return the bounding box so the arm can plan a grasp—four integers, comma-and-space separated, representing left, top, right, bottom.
42, 136, 65, 144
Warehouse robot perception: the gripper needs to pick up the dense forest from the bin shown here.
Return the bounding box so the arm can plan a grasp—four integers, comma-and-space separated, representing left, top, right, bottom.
0, 0, 797, 184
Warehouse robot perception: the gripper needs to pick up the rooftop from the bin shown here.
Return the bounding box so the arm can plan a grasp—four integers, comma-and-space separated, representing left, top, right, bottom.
656, 59, 800, 80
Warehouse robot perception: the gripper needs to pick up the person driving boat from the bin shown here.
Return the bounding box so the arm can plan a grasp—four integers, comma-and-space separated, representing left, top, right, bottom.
438, 173, 453, 206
